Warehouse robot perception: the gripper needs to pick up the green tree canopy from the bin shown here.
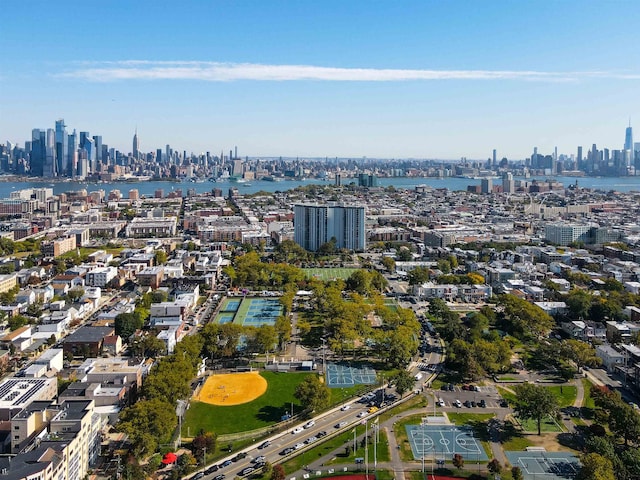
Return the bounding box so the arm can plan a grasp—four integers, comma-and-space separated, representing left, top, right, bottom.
577, 453, 615, 480
513, 383, 559, 435
294, 375, 330, 413
391, 370, 416, 397
117, 398, 177, 457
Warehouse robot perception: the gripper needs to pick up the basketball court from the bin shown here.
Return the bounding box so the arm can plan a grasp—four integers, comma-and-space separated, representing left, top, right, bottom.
405, 425, 489, 461
325, 363, 377, 388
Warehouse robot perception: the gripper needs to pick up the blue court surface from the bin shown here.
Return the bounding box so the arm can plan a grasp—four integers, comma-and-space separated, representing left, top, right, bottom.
217, 313, 235, 324
325, 363, 377, 388
242, 298, 283, 326
223, 299, 241, 312
405, 425, 489, 461
505, 451, 580, 480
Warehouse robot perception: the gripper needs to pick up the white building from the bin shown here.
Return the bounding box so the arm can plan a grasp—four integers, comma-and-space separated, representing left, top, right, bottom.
85, 267, 117, 287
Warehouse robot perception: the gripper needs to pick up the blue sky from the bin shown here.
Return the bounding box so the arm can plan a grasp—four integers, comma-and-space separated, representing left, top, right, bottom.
2, 0, 640, 160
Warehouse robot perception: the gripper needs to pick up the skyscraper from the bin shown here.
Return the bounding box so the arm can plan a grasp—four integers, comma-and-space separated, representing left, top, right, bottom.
625, 121, 633, 151
68, 129, 78, 177
625, 121, 633, 167
30, 129, 45, 177
55, 119, 68, 176
492, 149, 497, 167
132, 129, 139, 159
294, 204, 366, 252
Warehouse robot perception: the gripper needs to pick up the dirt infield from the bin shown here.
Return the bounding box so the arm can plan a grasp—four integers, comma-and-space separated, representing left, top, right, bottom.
195, 372, 268, 406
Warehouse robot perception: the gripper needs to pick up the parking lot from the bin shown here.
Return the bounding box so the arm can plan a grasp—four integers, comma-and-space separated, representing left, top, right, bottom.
429, 384, 508, 409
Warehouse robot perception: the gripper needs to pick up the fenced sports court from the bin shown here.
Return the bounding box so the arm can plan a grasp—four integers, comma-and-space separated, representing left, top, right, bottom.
504, 451, 580, 480
214, 297, 283, 326
405, 425, 489, 461
325, 363, 377, 388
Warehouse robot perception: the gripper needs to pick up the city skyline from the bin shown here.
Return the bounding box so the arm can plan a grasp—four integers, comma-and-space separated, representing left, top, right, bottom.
2, 0, 640, 158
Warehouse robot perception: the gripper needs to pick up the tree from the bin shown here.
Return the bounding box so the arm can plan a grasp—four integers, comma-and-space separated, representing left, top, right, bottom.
513, 383, 559, 435
271, 465, 286, 480
511, 466, 524, 480
391, 370, 416, 397
381, 256, 396, 273
397, 247, 413, 262
115, 312, 145, 339
498, 294, 554, 339
117, 398, 177, 457
488, 459, 502, 476
407, 266, 430, 285
294, 375, 330, 413
191, 431, 216, 460
577, 453, 615, 480
7, 314, 29, 331
67, 288, 85, 303
154, 249, 168, 265
452, 453, 464, 469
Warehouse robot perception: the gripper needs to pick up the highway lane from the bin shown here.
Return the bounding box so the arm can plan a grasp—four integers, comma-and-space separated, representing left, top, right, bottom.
191, 395, 389, 479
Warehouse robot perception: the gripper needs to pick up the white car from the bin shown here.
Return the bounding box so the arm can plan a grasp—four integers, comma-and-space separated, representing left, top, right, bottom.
292, 427, 304, 434
294, 443, 305, 450
341, 405, 351, 411
304, 420, 315, 429
358, 411, 368, 418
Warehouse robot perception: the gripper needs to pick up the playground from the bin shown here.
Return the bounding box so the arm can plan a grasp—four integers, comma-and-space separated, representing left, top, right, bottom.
195, 372, 267, 406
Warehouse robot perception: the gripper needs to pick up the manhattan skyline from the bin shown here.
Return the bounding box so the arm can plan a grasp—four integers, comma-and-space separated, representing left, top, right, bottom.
2, 0, 640, 159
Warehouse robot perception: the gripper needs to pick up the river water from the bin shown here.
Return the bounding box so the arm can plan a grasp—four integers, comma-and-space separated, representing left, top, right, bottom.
1, 175, 639, 198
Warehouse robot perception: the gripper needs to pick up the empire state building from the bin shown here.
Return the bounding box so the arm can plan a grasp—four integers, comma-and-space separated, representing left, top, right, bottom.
133, 129, 140, 159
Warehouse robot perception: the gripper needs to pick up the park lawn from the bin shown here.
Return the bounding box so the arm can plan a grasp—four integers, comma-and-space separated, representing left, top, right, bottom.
279, 430, 354, 474
329, 384, 370, 405
446, 413, 495, 426
501, 420, 534, 451
302, 268, 360, 281
496, 386, 516, 405
393, 414, 426, 462
582, 378, 596, 409
518, 416, 565, 433
59, 246, 123, 259
546, 385, 577, 408
375, 470, 394, 480
328, 429, 390, 464
182, 372, 310, 436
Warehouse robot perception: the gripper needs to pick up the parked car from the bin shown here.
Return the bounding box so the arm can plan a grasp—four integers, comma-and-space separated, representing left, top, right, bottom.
479, 400, 487, 408
454, 399, 462, 408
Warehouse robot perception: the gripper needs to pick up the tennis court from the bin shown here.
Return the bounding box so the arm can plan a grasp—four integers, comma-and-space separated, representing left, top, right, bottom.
406, 425, 489, 461
214, 297, 283, 327
505, 451, 580, 480
325, 363, 377, 388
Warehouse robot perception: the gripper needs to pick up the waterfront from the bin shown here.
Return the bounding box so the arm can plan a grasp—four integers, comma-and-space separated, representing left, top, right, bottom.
0, 175, 639, 198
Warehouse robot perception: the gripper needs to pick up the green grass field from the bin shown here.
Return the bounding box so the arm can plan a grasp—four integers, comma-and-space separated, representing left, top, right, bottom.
446, 413, 495, 425
546, 385, 577, 408
182, 372, 311, 436
303, 268, 359, 281
518, 416, 564, 433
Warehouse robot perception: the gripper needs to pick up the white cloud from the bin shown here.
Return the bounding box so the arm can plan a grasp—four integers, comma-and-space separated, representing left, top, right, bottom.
56, 61, 638, 82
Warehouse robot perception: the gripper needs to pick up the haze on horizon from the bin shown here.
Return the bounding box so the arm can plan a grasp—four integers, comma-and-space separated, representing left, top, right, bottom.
1, 0, 640, 160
